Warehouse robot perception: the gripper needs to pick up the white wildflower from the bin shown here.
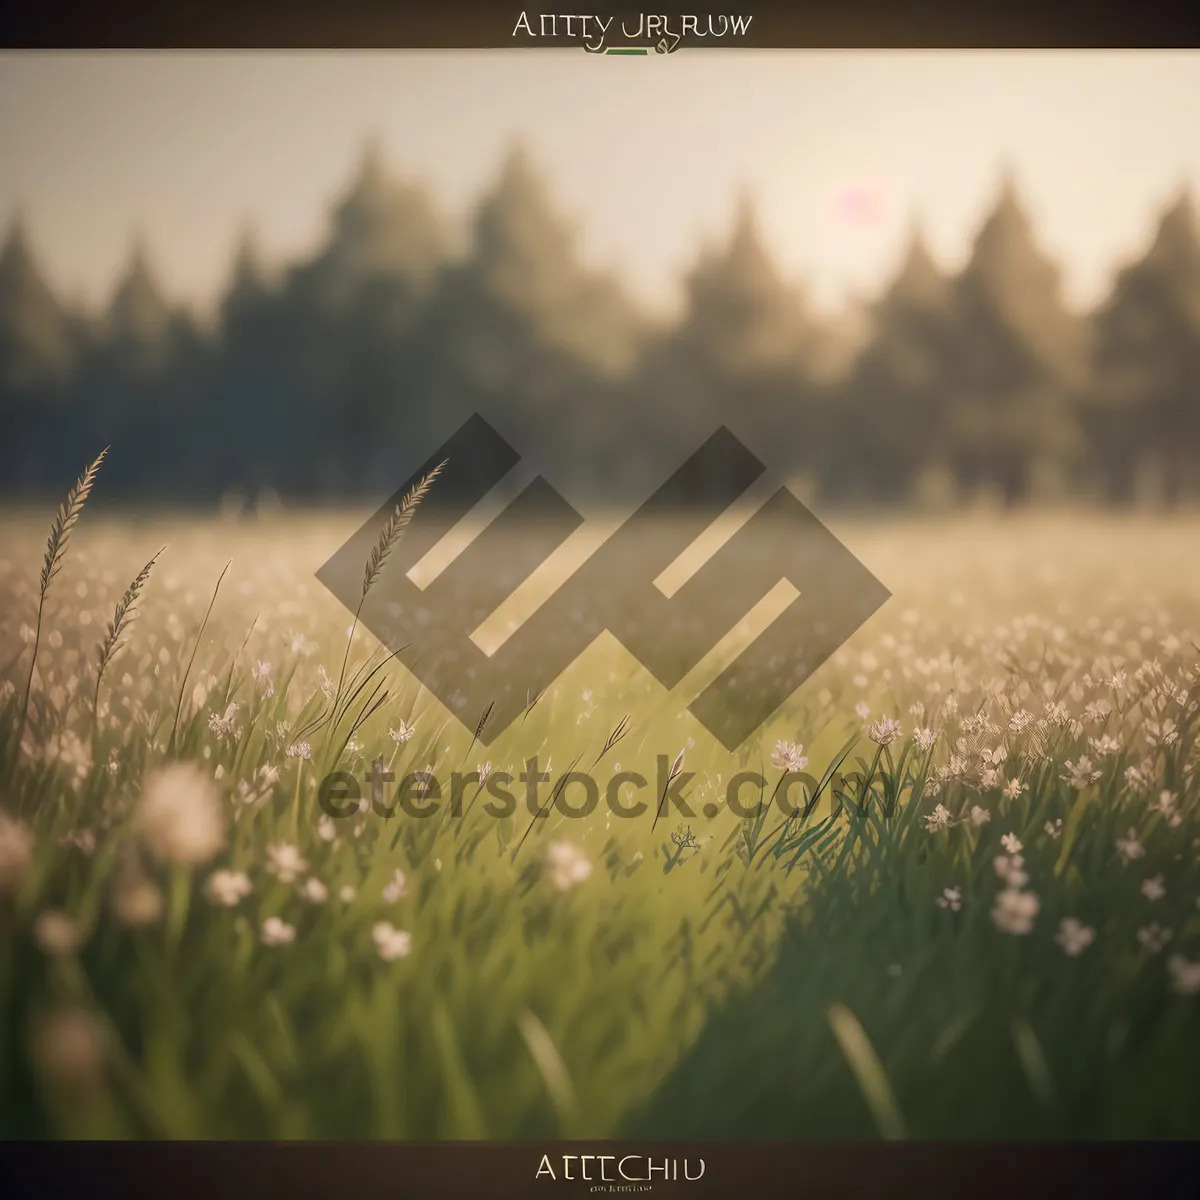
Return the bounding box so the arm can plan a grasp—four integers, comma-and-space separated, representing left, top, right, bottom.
1008, 709, 1034, 733
1055, 918, 1096, 956
1089, 734, 1122, 758
286, 631, 316, 657
1150, 791, 1182, 827
921, 806, 950, 835
299, 877, 328, 904
545, 841, 592, 891
260, 916, 296, 946
1124, 760, 1154, 790
1167, 955, 1200, 996
207, 702, 240, 741
924, 803, 954, 832
266, 843, 308, 884
205, 869, 252, 907
1062, 756, 1101, 790
111, 859, 163, 927
34, 910, 82, 956
868, 716, 903, 747
1137, 922, 1172, 954
1115, 829, 1146, 865
382, 868, 408, 904
991, 888, 1040, 935
770, 740, 808, 772
994, 854, 1030, 890
1141, 875, 1166, 902
372, 922, 412, 961
251, 660, 274, 697
136, 763, 227, 867
1145, 719, 1178, 749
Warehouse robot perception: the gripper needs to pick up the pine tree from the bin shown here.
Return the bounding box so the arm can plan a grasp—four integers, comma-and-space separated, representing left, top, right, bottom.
1090, 186, 1200, 506
221, 224, 273, 328
424, 143, 645, 502
70, 235, 209, 495
0, 214, 80, 489
0, 213, 74, 391
104, 234, 176, 373
832, 218, 954, 503
674, 193, 819, 377
947, 170, 1087, 506
239, 141, 451, 495
294, 138, 445, 311
445, 143, 641, 380
641, 193, 823, 491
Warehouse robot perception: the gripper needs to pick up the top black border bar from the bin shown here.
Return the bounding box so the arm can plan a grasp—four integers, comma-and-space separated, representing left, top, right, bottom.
2, 0, 1200, 49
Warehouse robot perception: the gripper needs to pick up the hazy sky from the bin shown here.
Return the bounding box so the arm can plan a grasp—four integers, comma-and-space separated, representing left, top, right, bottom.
1, 51, 1198, 317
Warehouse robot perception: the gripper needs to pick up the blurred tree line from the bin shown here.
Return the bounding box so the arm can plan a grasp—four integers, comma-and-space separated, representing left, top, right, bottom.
2, 141, 1199, 509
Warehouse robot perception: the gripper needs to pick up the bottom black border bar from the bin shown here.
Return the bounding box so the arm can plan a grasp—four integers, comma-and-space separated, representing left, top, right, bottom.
3, 1142, 1199, 1199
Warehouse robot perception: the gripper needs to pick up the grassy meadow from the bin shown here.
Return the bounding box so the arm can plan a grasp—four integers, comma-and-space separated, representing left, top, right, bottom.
1, 464, 1199, 1140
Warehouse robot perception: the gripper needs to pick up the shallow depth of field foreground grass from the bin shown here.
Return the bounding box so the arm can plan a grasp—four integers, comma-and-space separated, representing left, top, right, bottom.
1, 482, 1199, 1139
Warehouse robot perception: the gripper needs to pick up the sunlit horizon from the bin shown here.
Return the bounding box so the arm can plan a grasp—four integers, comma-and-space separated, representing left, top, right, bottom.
2, 50, 1199, 319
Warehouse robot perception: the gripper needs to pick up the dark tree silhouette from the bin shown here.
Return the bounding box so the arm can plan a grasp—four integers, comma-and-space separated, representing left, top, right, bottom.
635, 194, 827, 499
420, 143, 647, 502
68, 236, 212, 496
207, 141, 451, 497
944, 171, 1088, 506
0, 151, 1198, 512
0, 216, 80, 489
828, 219, 955, 505
1088, 187, 1200, 507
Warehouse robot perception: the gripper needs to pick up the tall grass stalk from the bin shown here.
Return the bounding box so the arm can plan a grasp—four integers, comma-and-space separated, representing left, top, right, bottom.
168, 560, 231, 754
19, 448, 108, 745
325, 460, 447, 762
93, 547, 165, 729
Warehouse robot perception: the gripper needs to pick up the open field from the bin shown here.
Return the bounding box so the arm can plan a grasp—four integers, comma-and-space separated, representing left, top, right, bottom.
1, 501, 1199, 1139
